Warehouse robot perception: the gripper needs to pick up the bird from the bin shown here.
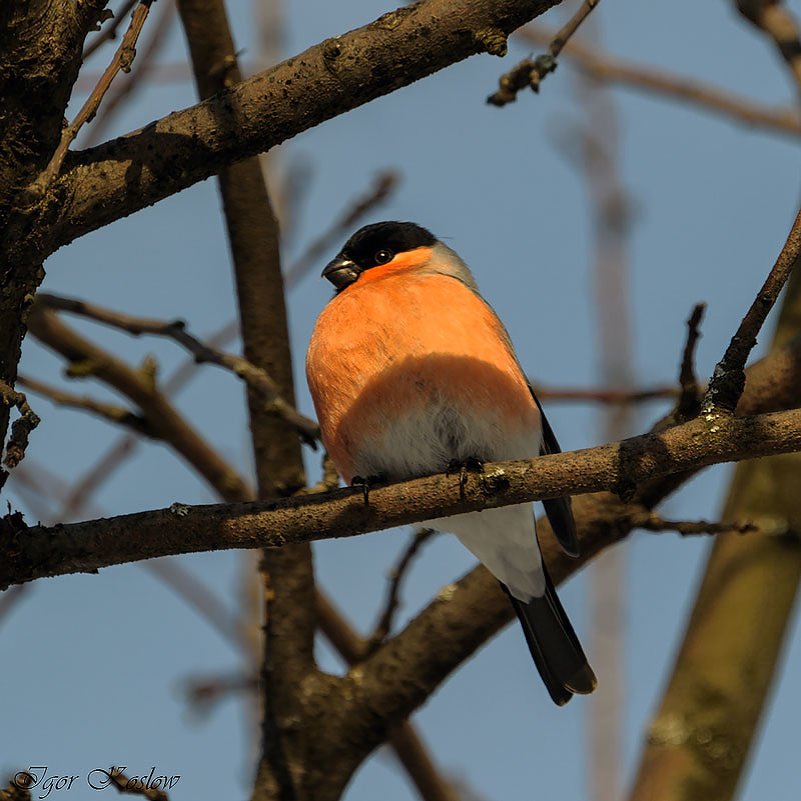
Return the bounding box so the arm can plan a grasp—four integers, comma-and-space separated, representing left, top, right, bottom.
306, 221, 597, 705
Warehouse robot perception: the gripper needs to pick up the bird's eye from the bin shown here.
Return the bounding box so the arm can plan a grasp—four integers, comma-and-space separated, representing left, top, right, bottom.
374, 249, 393, 265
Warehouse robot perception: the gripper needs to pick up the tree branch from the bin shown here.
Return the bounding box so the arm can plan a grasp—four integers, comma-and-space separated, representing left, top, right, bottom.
17, 373, 155, 437
3, 403, 801, 589
35, 293, 320, 444
703, 204, 801, 414
25, 304, 251, 502
488, 0, 601, 103
26, 0, 156, 198
19, 0, 563, 262
517, 25, 801, 138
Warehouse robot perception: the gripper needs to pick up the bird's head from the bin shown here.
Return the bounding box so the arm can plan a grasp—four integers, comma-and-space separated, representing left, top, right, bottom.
322, 221, 438, 291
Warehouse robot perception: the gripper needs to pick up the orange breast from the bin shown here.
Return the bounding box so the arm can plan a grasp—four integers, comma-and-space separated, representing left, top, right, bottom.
306, 270, 539, 482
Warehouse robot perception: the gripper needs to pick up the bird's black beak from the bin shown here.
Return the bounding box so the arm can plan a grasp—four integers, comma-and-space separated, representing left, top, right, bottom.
322, 255, 360, 290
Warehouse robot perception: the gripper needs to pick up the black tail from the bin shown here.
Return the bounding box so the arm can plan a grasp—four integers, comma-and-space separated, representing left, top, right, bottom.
503, 566, 597, 706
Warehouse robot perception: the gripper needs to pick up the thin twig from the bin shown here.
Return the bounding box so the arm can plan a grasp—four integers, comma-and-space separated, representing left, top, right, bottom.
488, 0, 601, 104
636, 512, 757, 537
703, 205, 801, 414
284, 170, 400, 288
82, 0, 139, 60
35, 293, 320, 445
675, 303, 706, 420
518, 26, 801, 139
366, 528, 438, 654
0, 382, 40, 469
26, 305, 252, 503
533, 384, 678, 403
17, 374, 156, 437
84, 0, 176, 148
26, 0, 155, 196
184, 673, 257, 712
57, 320, 239, 521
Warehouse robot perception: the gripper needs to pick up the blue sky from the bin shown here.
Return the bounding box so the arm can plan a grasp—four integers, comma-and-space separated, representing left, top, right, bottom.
2, 1, 800, 799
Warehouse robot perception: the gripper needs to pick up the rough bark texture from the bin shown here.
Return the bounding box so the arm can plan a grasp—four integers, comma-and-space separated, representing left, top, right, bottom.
0, 0, 105, 471
16, 0, 560, 262
4, 358, 801, 588
627, 266, 801, 801
177, 1, 321, 797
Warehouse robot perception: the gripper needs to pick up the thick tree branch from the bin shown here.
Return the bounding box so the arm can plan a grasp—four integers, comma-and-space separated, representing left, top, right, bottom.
16, 0, 563, 262
0, 0, 107, 487
175, 2, 320, 799
3, 403, 801, 590
627, 259, 801, 801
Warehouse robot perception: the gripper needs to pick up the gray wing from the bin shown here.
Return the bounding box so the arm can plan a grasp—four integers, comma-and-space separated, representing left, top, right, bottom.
530, 389, 580, 558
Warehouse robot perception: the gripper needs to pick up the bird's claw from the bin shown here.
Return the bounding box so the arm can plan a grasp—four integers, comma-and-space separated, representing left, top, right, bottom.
446, 457, 484, 499
351, 473, 387, 505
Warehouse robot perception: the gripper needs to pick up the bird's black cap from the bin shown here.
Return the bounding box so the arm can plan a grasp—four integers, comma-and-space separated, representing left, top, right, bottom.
322, 221, 437, 290
339, 221, 436, 267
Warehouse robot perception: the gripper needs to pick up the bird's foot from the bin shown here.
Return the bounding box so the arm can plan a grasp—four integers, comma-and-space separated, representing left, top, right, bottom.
351, 473, 387, 505
446, 457, 484, 499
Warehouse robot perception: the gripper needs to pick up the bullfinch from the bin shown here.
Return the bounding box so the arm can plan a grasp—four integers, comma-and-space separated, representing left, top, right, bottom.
306, 221, 597, 705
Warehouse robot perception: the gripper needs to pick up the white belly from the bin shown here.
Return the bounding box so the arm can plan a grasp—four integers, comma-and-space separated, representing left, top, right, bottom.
351, 398, 546, 601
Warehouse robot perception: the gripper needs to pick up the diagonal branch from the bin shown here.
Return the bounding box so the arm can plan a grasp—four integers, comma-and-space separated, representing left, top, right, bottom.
36, 293, 320, 444
19, 0, 564, 262
488, 0, 601, 103
26, 304, 251, 502
703, 204, 801, 414
26, 0, 156, 198
17, 373, 156, 437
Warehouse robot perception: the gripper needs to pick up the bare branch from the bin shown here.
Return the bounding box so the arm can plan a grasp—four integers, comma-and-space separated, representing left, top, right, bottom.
108, 770, 170, 801
315, 596, 461, 801
518, 26, 801, 138
736, 0, 801, 93
58, 320, 239, 521
25, 0, 156, 198
4, 403, 801, 589
0, 382, 40, 469
18, 0, 564, 261
533, 384, 678, 403
366, 528, 439, 654
675, 303, 706, 421
488, 0, 601, 104
26, 304, 252, 503
84, 0, 177, 148
17, 373, 155, 437
635, 512, 757, 537
703, 205, 801, 413
83, 0, 139, 60
36, 293, 320, 445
